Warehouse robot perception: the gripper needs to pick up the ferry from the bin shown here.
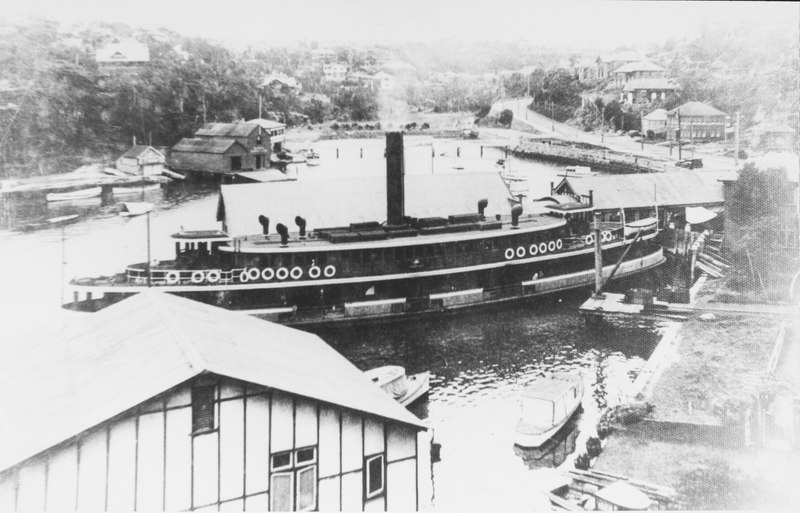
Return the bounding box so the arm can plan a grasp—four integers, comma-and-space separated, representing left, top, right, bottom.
64, 132, 665, 325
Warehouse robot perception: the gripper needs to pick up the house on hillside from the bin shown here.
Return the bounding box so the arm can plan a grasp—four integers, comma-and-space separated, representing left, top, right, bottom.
95, 38, 150, 67
261, 73, 301, 94
612, 60, 666, 89
169, 138, 251, 175
666, 102, 727, 142
115, 145, 166, 176
372, 71, 395, 90
323, 63, 347, 82
595, 52, 640, 80
621, 78, 680, 105
573, 59, 598, 82
0, 291, 428, 511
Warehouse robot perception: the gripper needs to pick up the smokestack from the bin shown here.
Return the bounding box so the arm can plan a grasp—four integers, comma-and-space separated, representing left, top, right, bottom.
276, 223, 289, 246
385, 131, 405, 226
258, 215, 270, 236
477, 198, 488, 220
511, 204, 523, 228
294, 216, 307, 239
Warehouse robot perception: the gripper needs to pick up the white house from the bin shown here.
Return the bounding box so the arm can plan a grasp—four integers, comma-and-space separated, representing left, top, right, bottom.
0, 291, 428, 511
95, 38, 150, 65
115, 145, 166, 176
372, 71, 395, 90
247, 118, 287, 151
323, 63, 347, 82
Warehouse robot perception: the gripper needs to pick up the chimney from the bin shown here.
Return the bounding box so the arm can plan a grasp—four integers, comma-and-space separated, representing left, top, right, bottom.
258, 215, 270, 236
385, 131, 405, 226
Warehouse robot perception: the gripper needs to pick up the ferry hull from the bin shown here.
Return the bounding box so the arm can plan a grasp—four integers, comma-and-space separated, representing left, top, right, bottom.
65, 245, 665, 326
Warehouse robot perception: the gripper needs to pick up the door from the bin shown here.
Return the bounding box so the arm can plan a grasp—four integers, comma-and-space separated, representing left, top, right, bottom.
230, 156, 242, 171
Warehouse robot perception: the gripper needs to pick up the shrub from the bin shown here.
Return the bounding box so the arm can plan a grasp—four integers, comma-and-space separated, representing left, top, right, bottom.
586, 437, 602, 458
574, 453, 591, 470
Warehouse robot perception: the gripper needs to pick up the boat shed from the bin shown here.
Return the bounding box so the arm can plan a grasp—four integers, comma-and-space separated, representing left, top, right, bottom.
548, 171, 726, 227
218, 172, 515, 237
0, 291, 427, 512
169, 138, 251, 175
115, 145, 166, 176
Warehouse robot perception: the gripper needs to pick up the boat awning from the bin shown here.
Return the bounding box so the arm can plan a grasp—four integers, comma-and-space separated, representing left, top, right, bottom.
685, 206, 717, 224
596, 481, 651, 510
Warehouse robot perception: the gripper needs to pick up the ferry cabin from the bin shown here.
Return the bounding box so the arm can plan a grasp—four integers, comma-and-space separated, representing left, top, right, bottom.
0, 292, 428, 511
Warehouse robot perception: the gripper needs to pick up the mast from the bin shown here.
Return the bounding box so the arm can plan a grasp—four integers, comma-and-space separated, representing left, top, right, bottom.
593, 211, 603, 297
146, 211, 152, 287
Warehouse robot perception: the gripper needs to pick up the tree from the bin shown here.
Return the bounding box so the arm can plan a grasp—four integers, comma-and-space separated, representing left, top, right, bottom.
498, 108, 513, 126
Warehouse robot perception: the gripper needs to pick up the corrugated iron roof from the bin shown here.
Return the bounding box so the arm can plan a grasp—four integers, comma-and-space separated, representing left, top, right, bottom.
246, 118, 286, 130
171, 137, 244, 154
643, 109, 668, 121
623, 78, 679, 92
195, 122, 259, 138
555, 171, 725, 210
668, 101, 727, 118
219, 172, 514, 236
0, 291, 425, 471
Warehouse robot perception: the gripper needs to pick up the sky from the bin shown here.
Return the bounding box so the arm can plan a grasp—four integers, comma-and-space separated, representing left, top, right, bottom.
2, 0, 798, 48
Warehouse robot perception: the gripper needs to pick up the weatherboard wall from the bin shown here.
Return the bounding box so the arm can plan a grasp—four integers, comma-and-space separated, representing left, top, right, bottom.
0, 375, 421, 511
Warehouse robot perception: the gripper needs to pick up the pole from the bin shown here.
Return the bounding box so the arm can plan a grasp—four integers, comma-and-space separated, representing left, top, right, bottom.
60, 225, 66, 305
146, 211, 152, 287
593, 211, 604, 297
735, 111, 740, 166
640, 110, 644, 150
677, 110, 682, 161
601, 106, 605, 143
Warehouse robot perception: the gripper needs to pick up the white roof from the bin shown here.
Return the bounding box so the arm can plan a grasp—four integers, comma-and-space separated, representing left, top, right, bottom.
246, 118, 286, 130
95, 38, 150, 63
0, 291, 425, 471
219, 172, 514, 236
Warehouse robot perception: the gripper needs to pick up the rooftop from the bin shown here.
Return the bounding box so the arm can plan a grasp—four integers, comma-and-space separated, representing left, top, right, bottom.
554, 171, 726, 210
623, 78, 679, 92
172, 137, 245, 154
614, 60, 665, 73
95, 38, 150, 63
118, 145, 165, 160
0, 291, 425, 471
195, 122, 260, 138
246, 118, 286, 130
668, 101, 727, 118
643, 108, 668, 121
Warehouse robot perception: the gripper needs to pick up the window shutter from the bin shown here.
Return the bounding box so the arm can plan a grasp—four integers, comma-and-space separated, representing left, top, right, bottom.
192, 385, 216, 433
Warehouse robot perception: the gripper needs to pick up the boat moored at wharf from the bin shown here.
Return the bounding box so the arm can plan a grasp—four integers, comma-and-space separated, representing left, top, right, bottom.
64, 132, 665, 325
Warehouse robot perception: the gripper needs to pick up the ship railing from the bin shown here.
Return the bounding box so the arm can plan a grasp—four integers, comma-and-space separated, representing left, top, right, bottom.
126, 266, 248, 286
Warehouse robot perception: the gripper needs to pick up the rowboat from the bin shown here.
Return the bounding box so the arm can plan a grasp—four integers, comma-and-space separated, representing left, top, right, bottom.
119, 202, 154, 217
558, 166, 595, 178
112, 183, 161, 195
365, 365, 430, 407
46, 187, 102, 202
19, 214, 80, 232
515, 372, 584, 448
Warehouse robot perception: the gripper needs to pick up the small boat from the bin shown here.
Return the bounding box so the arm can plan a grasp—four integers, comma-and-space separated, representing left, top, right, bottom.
515, 372, 584, 448
119, 202, 154, 217
365, 365, 430, 407
112, 183, 161, 195
306, 150, 320, 166
624, 217, 658, 237
558, 166, 595, 178
19, 214, 80, 232
46, 186, 102, 202
594, 481, 652, 511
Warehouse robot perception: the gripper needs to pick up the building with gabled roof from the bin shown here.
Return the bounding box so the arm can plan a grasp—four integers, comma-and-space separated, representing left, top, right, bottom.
621, 78, 680, 105
172, 123, 271, 174
247, 118, 286, 151
115, 145, 166, 176
666, 102, 728, 142
0, 291, 427, 511
612, 60, 666, 88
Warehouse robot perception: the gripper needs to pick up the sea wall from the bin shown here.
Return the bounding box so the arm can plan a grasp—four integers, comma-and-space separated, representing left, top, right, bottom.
511, 139, 674, 174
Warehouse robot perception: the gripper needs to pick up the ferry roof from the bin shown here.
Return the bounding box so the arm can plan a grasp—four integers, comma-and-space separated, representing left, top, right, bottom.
522, 377, 576, 401
219, 172, 515, 237
555, 171, 725, 210
0, 291, 425, 471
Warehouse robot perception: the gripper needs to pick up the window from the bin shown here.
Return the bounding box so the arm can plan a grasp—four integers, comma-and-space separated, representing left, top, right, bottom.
270, 446, 317, 511
191, 385, 217, 434
364, 453, 385, 500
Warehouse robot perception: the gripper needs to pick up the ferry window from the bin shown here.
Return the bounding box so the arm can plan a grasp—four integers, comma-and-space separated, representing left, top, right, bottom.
270, 446, 318, 511
364, 453, 385, 499
191, 385, 217, 434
